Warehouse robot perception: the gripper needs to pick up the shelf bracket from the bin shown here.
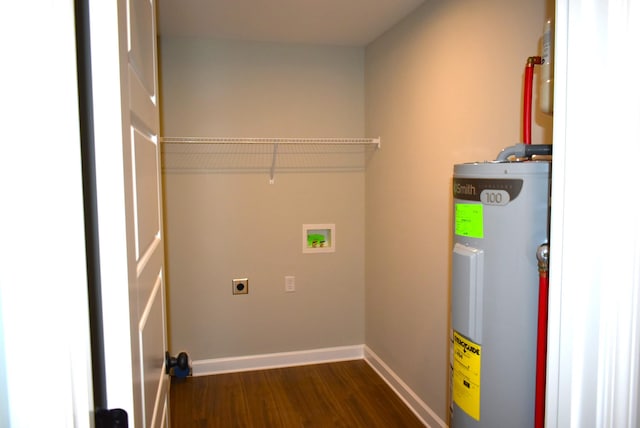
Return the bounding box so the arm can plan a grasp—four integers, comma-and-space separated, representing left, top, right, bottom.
269, 143, 278, 184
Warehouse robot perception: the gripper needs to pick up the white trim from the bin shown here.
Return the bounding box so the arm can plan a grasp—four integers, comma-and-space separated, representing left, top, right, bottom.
364, 346, 446, 428
191, 345, 364, 376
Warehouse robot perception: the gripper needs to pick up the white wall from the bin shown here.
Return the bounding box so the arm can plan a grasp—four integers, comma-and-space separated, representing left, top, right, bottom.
364, 0, 553, 422
159, 38, 366, 360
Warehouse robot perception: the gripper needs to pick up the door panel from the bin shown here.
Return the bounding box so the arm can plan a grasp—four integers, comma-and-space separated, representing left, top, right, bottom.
129, 66, 159, 139
132, 127, 161, 257
129, 0, 156, 96
139, 274, 167, 427
137, 240, 164, 315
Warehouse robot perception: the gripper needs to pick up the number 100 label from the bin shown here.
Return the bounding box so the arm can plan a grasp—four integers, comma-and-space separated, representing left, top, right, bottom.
480, 189, 510, 206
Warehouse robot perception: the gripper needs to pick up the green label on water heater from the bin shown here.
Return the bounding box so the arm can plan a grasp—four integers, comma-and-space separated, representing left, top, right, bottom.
455, 203, 483, 238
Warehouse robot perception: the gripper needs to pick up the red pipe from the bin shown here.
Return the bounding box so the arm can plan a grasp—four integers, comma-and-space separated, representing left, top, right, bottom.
535, 244, 549, 428
523, 57, 543, 145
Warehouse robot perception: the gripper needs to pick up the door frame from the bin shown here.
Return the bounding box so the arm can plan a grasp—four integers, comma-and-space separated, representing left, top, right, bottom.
546, 0, 640, 426
0, 1, 94, 426
87, 0, 138, 415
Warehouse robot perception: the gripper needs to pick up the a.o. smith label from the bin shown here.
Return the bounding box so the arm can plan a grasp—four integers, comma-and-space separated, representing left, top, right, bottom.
453, 178, 523, 204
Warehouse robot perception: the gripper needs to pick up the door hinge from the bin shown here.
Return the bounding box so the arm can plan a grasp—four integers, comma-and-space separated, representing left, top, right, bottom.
95, 408, 128, 427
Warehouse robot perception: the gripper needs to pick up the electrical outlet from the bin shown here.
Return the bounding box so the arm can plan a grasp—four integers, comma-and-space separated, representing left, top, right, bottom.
285, 275, 295, 292
232, 278, 249, 295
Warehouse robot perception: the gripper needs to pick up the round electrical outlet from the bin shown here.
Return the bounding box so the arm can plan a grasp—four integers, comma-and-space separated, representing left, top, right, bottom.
232, 278, 249, 295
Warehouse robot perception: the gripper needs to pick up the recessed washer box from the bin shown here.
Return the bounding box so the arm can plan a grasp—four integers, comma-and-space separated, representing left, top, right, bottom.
302, 224, 335, 253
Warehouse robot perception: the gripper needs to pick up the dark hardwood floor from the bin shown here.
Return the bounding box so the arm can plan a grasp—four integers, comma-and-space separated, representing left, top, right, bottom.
170, 359, 425, 427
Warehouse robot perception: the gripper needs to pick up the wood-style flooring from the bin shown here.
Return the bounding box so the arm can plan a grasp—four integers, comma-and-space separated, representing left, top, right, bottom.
170, 359, 425, 427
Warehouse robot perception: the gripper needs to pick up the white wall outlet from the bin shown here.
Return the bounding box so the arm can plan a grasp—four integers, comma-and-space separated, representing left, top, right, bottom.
285, 276, 295, 292
232, 278, 249, 295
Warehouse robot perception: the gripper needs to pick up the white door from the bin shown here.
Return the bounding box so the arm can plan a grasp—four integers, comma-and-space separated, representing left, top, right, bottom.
90, 0, 169, 427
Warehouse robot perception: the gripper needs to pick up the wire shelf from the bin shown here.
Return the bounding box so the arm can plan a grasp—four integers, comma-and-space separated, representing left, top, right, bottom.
160, 137, 380, 183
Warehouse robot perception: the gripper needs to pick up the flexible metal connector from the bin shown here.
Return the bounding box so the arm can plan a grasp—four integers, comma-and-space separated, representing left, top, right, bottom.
537, 243, 549, 274
528, 56, 544, 66
495, 143, 552, 161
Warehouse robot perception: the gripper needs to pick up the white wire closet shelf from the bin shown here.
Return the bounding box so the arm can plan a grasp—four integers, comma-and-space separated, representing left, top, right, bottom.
160, 137, 381, 183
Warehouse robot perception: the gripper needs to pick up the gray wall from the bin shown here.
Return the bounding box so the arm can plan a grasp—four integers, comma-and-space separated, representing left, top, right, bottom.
160, 38, 366, 360
365, 0, 553, 421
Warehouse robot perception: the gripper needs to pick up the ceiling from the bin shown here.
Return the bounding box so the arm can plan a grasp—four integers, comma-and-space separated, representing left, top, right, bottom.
156, 0, 426, 46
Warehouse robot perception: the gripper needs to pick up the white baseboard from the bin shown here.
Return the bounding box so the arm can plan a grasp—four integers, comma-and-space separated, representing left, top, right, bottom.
191, 344, 365, 376
190, 344, 448, 428
364, 346, 448, 428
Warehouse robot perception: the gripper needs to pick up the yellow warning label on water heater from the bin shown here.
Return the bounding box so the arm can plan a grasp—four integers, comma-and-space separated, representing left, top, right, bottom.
452, 331, 481, 420
455, 203, 483, 238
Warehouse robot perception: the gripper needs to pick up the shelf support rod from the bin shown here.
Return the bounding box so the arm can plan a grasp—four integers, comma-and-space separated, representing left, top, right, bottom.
269, 143, 278, 184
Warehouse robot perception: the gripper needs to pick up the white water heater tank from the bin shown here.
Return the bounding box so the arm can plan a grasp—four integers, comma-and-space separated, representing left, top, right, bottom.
450, 161, 550, 428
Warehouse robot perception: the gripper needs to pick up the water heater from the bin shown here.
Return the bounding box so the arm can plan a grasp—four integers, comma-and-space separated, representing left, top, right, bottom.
450, 161, 550, 427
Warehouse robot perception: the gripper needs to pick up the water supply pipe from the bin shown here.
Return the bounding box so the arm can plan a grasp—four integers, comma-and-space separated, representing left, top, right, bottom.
523, 56, 543, 145
495, 142, 552, 161
535, 243, 550, 428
